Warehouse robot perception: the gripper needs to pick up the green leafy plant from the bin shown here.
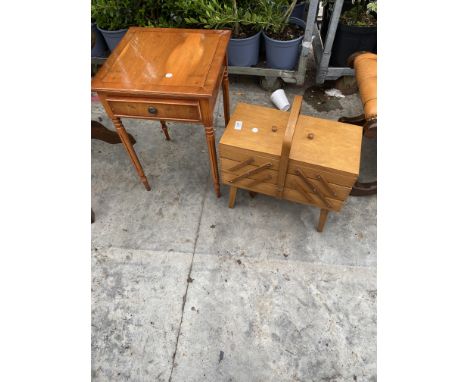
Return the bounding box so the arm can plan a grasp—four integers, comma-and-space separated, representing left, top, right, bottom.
323, 0, 377, 27
341, 0, 376, 26
91, 0, 173, 29
91, 0, 309, 34
367, 0, 377, 14
258, 0, 301, 35
133, 0, 175, 27
176, 0, 302, 37
173, 0, 267, 37
91, 0, 137, 30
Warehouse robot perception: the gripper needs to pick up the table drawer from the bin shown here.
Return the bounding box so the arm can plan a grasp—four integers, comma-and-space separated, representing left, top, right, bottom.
108, 98, 201, 122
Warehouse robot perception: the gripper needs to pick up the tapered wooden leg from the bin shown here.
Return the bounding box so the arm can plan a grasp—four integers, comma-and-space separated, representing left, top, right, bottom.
160, 120, 171, 141
228, 186, 237, 208
112, 117, 151, 191
204, 124, 221, 198
200, 99, 221, 198
317, 209, 329, 232
222, 65, 230, 128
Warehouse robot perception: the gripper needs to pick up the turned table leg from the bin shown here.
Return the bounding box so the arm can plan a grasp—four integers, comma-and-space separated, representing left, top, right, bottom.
200, 100, 221, 197
160, 120, 171, 141
317, 209, 329, 232
203, 124, 221, 198
111, 117, 151, 191
228, 186, 237, 208
222, 61, 230, 128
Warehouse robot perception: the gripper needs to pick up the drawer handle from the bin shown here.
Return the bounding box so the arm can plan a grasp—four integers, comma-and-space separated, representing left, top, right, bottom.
227, 158, 254, 172
148, 106, 157, 114
229, 163, 272, 184
295, 169, 331, 208
316, 175, 337, 197
294, 181, 317, 205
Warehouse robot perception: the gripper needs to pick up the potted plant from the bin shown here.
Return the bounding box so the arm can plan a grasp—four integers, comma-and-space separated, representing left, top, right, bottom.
91, 0, 136, 51
176, 0, 263, 67
261, 0, 306, 70
133, 0, 174, 27
291, 0, 308, 21
91, 17, 109, 58
226, 0, 264, 67
324, 0, 377, 67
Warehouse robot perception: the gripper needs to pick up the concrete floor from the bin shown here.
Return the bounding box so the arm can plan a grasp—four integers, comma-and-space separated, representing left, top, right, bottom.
91, 75, 377, 381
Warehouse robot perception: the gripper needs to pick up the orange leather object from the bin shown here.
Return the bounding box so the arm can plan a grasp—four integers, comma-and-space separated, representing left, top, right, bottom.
354, 53, 377, 120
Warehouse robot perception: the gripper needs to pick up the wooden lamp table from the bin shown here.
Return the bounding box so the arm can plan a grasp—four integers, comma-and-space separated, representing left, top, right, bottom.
91, 27, 232, 197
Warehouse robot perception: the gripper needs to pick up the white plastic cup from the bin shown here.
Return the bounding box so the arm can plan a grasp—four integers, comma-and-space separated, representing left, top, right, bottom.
270, 89, 290, 111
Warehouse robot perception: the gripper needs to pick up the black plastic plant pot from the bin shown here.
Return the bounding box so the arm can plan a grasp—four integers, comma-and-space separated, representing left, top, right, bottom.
329, 23, 377, 67
263, 17, 306, 70
91, 22, 109, 58
320, 0, 354, 41
97, 26, 128, 52
228, 31, 261, 67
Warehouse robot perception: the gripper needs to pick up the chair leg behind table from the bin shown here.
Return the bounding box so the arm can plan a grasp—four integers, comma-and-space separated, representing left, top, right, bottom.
91, 120, 136, 145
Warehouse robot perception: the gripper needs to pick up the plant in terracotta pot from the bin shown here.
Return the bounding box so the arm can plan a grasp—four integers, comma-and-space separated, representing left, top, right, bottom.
174, 0, 264, 67
323, 0, 377, 67
91, 0, 136, 51
260, 0, 306, 70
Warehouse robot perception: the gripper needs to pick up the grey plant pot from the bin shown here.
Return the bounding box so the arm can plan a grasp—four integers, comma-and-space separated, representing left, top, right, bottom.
91, 22, 109, 58
228, 31, 261, 67
263, 17, 306, 70
97, 26, 128, 52
291, 1, 307, 21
